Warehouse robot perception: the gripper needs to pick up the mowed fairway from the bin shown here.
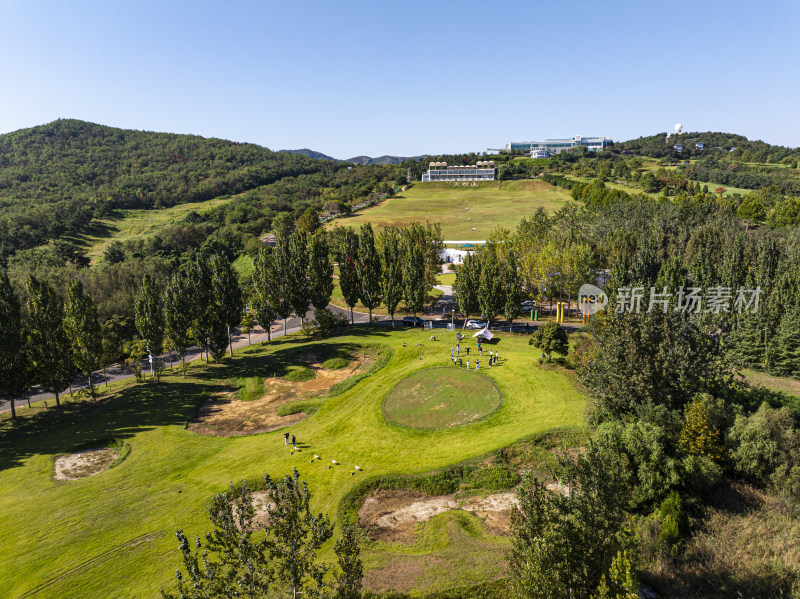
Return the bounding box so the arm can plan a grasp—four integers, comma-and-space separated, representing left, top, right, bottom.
331, 180, 573, 238
0, 328, 585, 598
65, 196, 234, 264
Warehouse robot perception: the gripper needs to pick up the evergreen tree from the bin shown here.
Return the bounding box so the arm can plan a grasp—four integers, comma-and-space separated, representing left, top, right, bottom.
163, 269, 193, 371
0, 269, 27, 420
308, 231, 333, 312
454, 252, 480, 328
768, 304, 800, 378
64, 280, 103, 399
287, 232, 311, 325
209, 253, 243, 357
356, 223, 382, 323
379, 227, 404, 327
401, 227, 426, 323
478, 247, 505, 328
252, 248, 280, 342
134, 274, 165, 380
336, 229, 360, 325
27, 276, 74, 406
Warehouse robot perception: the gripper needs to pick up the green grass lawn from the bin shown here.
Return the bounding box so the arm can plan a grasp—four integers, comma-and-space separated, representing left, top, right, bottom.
383, 367, 501, 429
330, 279, 443, 317
0, 328, 586, 598
65, 197, 234, 264
330, 180, 573, 239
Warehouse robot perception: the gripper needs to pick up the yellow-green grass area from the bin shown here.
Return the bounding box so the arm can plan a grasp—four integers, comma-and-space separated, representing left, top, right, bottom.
329, 180, 573, 239
743, 369, 800, 399
0, 328, 586, 598
65, 197, 234, 264
330, 279, 444, 317
436, 272, 456, 286
383, 367, 502, 429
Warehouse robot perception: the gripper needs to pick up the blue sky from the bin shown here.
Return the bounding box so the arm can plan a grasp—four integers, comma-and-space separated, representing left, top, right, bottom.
1, 1, 798, 158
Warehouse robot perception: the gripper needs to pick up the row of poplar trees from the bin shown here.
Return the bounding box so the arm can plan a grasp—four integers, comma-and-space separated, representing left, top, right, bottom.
453, 241, 523, 328
0, 224, 442, 420
0, 270, 104, 420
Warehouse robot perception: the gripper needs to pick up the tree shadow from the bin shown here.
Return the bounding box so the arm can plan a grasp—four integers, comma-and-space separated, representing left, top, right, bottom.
0, 380, 209, 472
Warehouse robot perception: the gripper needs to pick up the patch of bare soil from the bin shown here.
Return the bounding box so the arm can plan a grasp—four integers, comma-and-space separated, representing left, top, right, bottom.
53, 448, 118, 480
189, 353, 371, 437
358, 489, 519, 543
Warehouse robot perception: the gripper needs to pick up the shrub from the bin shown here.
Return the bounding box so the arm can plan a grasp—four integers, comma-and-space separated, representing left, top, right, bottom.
657, 491, 684, 553
283, 366, 315, 382
323, 357, 350, 370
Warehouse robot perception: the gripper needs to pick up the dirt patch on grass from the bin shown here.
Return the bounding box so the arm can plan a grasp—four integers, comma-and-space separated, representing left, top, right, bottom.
53, 448, 118, 480
358, 489, 518, 543
189, 353, 371, 436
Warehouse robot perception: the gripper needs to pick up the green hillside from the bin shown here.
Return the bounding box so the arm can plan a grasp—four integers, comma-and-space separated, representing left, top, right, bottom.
331, 180, 572, 238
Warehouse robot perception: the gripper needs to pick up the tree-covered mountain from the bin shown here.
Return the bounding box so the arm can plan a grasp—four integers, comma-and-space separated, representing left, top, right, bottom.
0, 119, 326, 263
345, 155, 421, 165
614, 131, 800, 162
278, 148, 337, 161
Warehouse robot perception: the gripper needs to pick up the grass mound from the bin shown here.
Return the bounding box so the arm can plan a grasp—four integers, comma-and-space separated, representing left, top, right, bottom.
323, 357, 350, 370
383, 367, 501, 429
282, 365, 315, 382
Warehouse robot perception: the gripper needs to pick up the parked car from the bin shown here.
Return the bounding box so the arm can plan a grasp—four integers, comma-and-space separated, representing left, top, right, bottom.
465, 319, 488, 330
402, 316, 426, 326
521, 300, 534, 311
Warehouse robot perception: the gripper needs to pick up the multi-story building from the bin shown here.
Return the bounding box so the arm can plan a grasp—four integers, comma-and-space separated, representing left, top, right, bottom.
421, 161, 496, 182
498, 135, 613, 155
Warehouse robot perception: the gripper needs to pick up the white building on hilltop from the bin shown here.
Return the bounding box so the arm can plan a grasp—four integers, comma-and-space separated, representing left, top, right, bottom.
422, 161, 496, 182
498, 135, 612, 156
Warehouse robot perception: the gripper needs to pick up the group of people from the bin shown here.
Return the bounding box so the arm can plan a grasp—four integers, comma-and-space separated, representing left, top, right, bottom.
450, 337, 498, 370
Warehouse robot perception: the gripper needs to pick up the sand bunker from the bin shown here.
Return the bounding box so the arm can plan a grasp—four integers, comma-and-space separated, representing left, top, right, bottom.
189, 353, 371, 436
359, 489, 519, 542
54, 448, 119, 481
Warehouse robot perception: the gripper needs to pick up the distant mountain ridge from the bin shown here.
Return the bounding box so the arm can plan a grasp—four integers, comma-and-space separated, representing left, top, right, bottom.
277, 148, 336, 161
278, 149, 422, 165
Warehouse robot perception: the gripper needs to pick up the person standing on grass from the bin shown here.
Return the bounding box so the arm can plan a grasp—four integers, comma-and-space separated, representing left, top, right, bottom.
476, 360, 480, 371
291, 434, 297, 450
467, 360, 470, 370
456, 343, 460, 355
451, 347, 454, 358
284, 432, 290, 445
466, 346, 470, 356
459, 358, 462, 367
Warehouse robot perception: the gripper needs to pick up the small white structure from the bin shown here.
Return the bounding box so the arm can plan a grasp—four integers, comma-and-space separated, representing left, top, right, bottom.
473, 328, 494, 340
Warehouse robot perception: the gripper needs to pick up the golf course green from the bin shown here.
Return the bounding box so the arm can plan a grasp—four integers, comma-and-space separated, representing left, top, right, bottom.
383, 367, 501, 429
0, 328, 586, 597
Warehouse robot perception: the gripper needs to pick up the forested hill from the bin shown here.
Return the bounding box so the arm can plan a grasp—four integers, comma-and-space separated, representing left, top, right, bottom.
0, 119, 326, 262
615, 131, 800, 162
278, 148, 337, 161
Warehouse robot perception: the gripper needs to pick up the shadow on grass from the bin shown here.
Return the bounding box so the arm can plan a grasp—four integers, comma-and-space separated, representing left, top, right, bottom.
0, 380, 209, 472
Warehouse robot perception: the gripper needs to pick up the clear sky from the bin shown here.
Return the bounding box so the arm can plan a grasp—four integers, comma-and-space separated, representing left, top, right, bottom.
1, 1, 798, 158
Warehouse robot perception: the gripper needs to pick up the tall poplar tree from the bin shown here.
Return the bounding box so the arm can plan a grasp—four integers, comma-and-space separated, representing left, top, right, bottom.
252, 248, 280, 342
0, 270, 27, 420
209, 253, 243, 357
308, 231, 333, 312
454, 252, 480, 328
287, 232, 311, 325
503, 248, 523, 326
379, 227, 403, 326
337, 229, 360, 325
185, 255, 213, 362
478, 247, 505, 328
135, 274, 165, 381
27, 276, 74, 406
64, 280, 103, 399
274, 240, 294, 334
356, 224, 382, 323
163, 269, 193, 371
401, 228, 426, 323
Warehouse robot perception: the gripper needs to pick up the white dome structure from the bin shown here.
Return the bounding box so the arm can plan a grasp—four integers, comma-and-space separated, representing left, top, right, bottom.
674, 123, 683, 134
